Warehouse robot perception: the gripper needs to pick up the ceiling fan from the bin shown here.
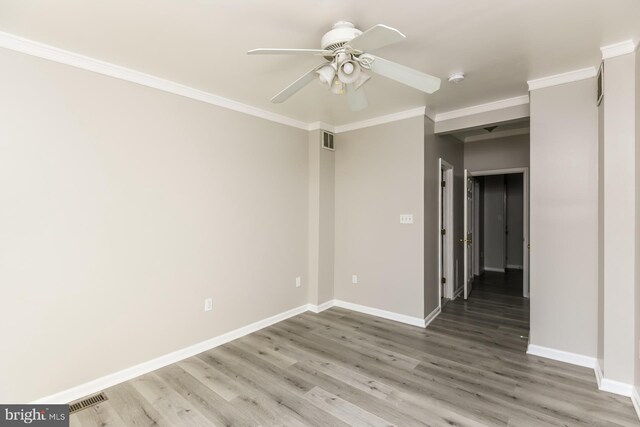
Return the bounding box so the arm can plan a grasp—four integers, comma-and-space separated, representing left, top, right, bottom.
247, 21, 441, 111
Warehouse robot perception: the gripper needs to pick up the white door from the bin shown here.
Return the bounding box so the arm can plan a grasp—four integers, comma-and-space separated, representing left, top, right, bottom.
464, 170, 474, 300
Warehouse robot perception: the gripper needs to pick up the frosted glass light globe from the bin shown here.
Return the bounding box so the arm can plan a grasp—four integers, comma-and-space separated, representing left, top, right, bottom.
342, 62, 354, 75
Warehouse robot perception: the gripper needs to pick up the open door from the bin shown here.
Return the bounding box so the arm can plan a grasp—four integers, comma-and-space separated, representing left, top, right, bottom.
463, 170, 474, 300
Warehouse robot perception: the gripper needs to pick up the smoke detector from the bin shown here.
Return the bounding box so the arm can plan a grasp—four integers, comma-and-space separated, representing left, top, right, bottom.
448, 72, 465, 84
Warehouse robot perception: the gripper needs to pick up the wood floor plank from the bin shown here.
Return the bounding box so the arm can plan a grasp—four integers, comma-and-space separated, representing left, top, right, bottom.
129, 373, 213, 427
69, 401, 127, 427
303, 386, 392, 427
68, 271, 638, 426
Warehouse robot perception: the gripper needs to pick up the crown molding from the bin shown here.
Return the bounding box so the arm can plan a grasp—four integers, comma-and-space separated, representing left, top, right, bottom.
601, 40, 637, 60
0, 30, 535, 135
435, 95, 529, 122
527, 67, 597, 91
333, 107, 427, 133
0, 31, 310, 130
307, 121, 336, 133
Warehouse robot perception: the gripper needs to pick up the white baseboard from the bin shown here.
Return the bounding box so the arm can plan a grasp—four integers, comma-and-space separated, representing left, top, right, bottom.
424, 306, 441, 327
632, 387, 640, 421
307, 299, 336, 313
332, 300, 426, 327
599, 377, 634, 397
484, 267, 506, 273
33, 303, 310, 404
33, 298, 456, 404
595, 358, 634, 397
530, 345, 635, 400
526, 344, 596, 368
595, 359, 604, 388
506, 264, 523, 270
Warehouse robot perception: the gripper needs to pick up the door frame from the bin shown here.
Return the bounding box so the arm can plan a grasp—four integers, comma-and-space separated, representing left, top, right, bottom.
469, 167, 529, 298
438, 159, 455, 301
464, 169, 474, 299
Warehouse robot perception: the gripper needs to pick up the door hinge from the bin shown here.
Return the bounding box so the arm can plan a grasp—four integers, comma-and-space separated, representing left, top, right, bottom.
441, 277, 446, 284
441, 180, 446, 187
441, 228, 446, 235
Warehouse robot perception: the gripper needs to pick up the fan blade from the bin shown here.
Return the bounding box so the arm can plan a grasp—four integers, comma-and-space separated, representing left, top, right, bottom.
271, 64, 327, 104
346, 24, 406, 52
367, 54, 441, 94
346, 84, 368, 111
248, 48, 333, 56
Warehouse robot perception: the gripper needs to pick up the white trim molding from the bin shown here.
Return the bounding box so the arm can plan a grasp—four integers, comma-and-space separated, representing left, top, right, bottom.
33, 303, 310, 404
33, 298, 433, 403
307, 122, 336, 133
526, 344, 596, 369
307, 299, 335, 313
632, 387, 640, 421
435, 95, 530, 122
601, 40, 637, 60
332, 300, 426, 327
527, 67, 598, 91
424, 306, 441, 328
599, 377, 634, 397
0, 31, 310, 130
333, 107, 426, 134
594, 359, 634, 397
529, 345, 635, 400
484, 267, 506, 273
595, 359, 604, 388
3, 30, 639, 135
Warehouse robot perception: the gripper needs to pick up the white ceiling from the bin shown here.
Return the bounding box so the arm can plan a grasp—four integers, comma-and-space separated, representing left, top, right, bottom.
449, 118, 530, 143
0, 0, 639, 126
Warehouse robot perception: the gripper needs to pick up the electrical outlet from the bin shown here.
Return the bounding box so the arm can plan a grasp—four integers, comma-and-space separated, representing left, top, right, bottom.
352, 274, 358, 284
295, 276, 301, 288
204, 298, 213, 312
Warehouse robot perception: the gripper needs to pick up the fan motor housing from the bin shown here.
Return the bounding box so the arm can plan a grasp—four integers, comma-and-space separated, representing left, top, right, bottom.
321, 21, 362, 51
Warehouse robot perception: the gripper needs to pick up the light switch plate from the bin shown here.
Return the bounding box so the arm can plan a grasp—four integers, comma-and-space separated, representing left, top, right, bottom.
400, 214, 414, 224
295, 276, 301, 288
204, 298, 213, 312
352, 275, 358, 284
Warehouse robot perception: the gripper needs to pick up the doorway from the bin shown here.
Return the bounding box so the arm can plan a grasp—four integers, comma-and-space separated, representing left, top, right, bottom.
438, 159, 455, 306
464, 168, 529, 299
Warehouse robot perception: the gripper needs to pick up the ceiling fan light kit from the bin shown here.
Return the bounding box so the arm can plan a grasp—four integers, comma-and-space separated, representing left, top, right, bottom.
248, 21, 442, 111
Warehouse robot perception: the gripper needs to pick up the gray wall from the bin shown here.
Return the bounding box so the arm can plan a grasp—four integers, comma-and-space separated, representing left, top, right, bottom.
334, 117, 425, 319
636, 46, 640, 400
530, 78, 599, 358
483, 175, 505, 271
425, 119, 464, 310
308, 130, 335, 306
598, 87, 605, 372
601, 52, 637, 385
0, 48, 310, 402
635, 46, 640, 397
464, 134, 529, 172
506, 174, 524, 268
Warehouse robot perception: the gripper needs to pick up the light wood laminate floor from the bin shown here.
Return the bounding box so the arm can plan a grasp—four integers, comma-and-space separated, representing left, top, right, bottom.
70, 273, 639, 426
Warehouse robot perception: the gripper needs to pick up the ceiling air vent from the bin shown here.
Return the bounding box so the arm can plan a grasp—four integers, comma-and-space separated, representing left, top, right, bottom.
322, 131, 335, 151
69, 392, 108, 414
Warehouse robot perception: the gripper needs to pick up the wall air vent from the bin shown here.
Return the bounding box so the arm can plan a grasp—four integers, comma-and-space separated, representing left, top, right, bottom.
322, 131, 335, 151
69, 392, 108, 414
